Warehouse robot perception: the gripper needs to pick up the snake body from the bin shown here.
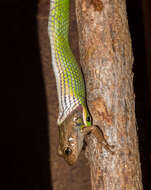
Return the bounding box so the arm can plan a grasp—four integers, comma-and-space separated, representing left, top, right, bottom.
48, 0, 91, 126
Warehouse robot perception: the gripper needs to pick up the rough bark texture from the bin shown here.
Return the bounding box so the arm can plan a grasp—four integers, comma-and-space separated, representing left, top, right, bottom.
76, 0, 143, 189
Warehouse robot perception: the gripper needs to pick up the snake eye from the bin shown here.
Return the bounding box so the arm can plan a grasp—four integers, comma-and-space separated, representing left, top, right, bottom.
64, 147, 72, 156
87, 116, 90, 122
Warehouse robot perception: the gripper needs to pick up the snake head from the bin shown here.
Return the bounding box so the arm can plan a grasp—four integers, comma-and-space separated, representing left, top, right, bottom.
57, 105, 92, 165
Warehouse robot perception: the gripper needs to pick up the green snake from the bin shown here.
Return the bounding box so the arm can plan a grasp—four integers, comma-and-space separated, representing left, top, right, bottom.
48, 0, 91, 126
48, 0, 112, 165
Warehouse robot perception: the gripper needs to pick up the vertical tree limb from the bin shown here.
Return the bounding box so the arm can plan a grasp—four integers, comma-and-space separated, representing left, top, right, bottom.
75, 0, 143, 189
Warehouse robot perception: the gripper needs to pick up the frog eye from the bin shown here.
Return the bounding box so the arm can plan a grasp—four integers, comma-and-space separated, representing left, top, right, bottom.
64, 147, 72, 156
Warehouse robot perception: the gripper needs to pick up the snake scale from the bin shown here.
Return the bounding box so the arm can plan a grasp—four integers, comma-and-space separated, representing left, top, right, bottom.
48, 0, 91, 126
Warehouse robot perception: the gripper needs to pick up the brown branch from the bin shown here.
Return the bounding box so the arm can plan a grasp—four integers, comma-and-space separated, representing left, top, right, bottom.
76, 0, 143, 189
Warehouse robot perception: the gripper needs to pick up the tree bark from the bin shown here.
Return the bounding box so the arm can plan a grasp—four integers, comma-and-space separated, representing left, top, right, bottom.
76, 0, 143, 189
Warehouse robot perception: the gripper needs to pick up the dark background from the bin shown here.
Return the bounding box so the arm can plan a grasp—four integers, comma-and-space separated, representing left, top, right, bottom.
1, 0, 151, 189
1, 0, 51, 189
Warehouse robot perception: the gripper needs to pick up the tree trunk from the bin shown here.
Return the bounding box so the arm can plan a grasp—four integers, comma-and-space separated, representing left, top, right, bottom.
75, 0, 143, 189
